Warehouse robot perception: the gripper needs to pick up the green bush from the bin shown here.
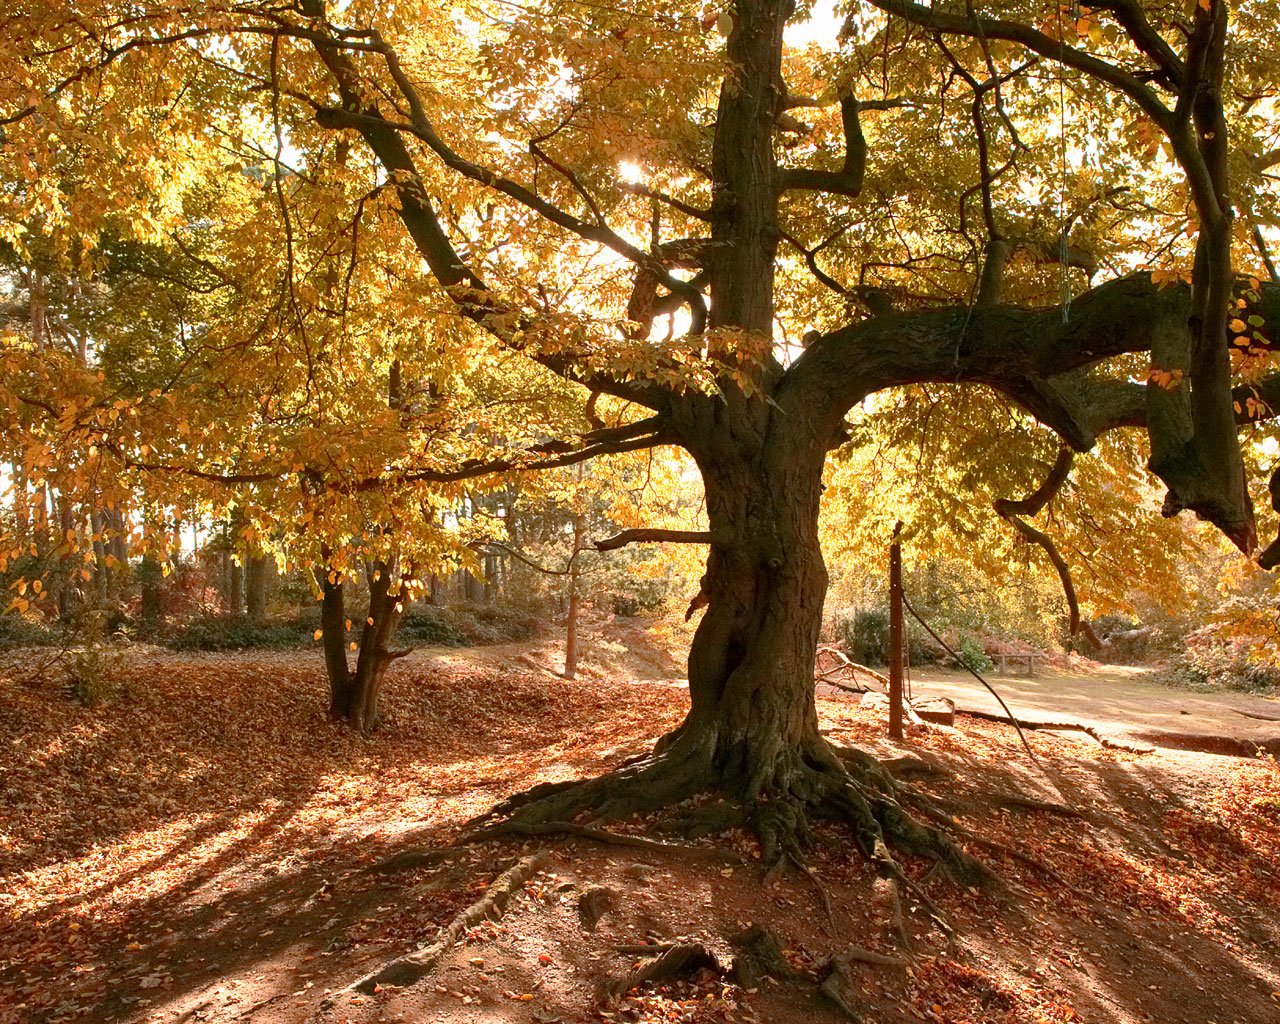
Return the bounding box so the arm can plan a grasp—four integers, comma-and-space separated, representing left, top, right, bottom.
64, 645, 127, 705
834, 607, 889, 665
0, 614, 63, 649
398, 605, 469, 646
157, 600, 541, 653
955, 635, 994, 674
164, 614, 316, 650
831, 606, 940, 666
1178, 637, 1280, 694
399, 602, 541, 646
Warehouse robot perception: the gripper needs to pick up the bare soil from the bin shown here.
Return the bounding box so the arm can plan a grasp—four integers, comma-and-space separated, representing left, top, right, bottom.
1, 618, 1278, 1024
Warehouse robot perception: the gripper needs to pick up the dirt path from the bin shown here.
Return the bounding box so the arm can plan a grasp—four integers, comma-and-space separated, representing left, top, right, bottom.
890, 666, 1280, 757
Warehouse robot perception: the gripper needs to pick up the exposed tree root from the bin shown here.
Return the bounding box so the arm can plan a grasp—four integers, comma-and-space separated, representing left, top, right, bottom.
791, 852, 836, 925
896, 789, 1080, 892
338, 850, 548, 997
728, 924, 797, 988
876, 754, 951, 779
469, 820, 710, 855
838, 943, 907, 969
992, 792, 1086, 818
959, 707, 1153, 754
820, 952, 870, 1022
368, 847, 468, 875
601, 942, 720, 1006
468, 731, 997, 921
962, 833, 1078, 890
337, 730, 1008, 1004
333, 730, 1040, 1009
821, 938, 916, 1021
578, 885, 616, 931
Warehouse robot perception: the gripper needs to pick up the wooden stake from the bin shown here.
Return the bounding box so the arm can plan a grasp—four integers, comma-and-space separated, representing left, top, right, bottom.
888, 521, 905, 740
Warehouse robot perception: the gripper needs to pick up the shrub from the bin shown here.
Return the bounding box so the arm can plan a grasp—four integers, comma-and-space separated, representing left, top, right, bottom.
834, 607, 889, 665
397, 606, 468, 646
0, 614, 62, 649
831, 606, 941, 666
458, 602, 541, 644
164, 614, 316, 650
158, 600, 542, 653
1178, 635, 1280, 694
955, 635, 994, 674
399, 602, 540, 646
64, 645, 127, 705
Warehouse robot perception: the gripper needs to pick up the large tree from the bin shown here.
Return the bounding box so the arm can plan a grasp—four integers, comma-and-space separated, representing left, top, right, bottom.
5, 0, 1280, 865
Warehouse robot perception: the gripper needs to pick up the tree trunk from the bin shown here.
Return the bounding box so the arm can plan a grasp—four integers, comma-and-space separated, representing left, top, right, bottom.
671, 423, 834, 796
319, 561, 409, 733
228, 559, 244, 616
564, 512, 584, 679
487, 414, 984, 877
139, 556, 162, 627
888, 526, 905, 741
657, 0, 832, 800
55, 492, 75, 620
318, 568, 352, 719
245, 554, 271, 622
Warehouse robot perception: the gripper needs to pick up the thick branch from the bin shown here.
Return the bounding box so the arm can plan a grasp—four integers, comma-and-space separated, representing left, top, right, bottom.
314, 26, 707, 333
784, 274, 1201, 441
1089, 0, 1187, 87
299, 3, 675, 410
778, 96, 866, 198
993, 447, 1100, 646
781, 273, 1280, 549
992, 446, 1075, 518
594, 528, 717, 551
98, 421, 674, 493
865, 0, 1173, 126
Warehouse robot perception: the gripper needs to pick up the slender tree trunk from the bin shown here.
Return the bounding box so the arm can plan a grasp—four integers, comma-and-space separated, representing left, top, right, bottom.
318, 567, 353, 719
888, 526, 905, 740
106, 506, 128, 567
13, 464, 29, 538
483, 549, 498, 603
55, 492, 74, 620
139, 556, 162, 627
228, 560, 244, 616
89, 508, 110, 603
319, 561, 409, 733
246, 555, 271, 622
347, 562, 409, 732
564, 513, 584, 679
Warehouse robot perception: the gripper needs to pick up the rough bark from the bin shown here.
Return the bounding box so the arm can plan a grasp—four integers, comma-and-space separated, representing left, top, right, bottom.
228, 559, 244, 616
245, 555, 271, 622
479, 403, 983, 885
564, 512, 583, 680
318, 567, 352, 719
348, 561, 410, 732
321, 560, 410, 733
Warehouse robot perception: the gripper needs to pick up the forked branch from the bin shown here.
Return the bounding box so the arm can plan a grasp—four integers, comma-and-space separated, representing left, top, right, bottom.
993, 446, 1099, 646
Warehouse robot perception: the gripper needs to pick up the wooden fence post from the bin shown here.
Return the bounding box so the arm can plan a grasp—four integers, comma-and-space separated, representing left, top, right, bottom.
888, 521, 905, 740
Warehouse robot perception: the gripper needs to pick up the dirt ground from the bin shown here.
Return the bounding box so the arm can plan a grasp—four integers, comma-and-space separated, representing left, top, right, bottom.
895, 665, 1280, 757
2, 620, 1278, 1024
